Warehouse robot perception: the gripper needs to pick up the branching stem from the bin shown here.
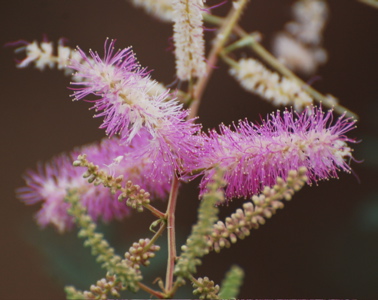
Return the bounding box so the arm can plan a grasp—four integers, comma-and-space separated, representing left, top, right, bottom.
164, 279, 183, 298
147, 221, 167, 250
137, 282, 165, 299
144, 204, 165, 219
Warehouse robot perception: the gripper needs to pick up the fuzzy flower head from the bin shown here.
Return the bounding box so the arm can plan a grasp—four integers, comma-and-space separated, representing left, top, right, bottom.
69, 38, 183, 142
17, 137, 173, 233
199, 106, 356, 199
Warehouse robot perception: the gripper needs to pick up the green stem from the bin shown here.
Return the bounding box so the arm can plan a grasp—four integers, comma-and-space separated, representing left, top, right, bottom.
189, 274, 201, 285
222, 32, 261, 54
219, 52, 239, 69
203, 13, 223, 25
146, 221, 167, 251
144, 204, 165, 219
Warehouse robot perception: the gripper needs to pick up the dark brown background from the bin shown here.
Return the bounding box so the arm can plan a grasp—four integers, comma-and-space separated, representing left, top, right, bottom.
1, 0, 378, 299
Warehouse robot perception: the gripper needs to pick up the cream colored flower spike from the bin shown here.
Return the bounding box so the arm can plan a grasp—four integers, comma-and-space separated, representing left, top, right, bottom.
129, 0, 175, 22
172, 0, 207, 81
230, 58, 313, 110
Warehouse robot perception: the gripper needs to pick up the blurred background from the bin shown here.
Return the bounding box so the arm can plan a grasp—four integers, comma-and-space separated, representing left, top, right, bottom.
1, 0, 377, 299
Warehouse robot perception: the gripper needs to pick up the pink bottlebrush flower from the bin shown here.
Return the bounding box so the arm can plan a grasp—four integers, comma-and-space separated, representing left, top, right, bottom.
16, 137, 172, 233
69, 38, 184, 143
132, 111, 204, 181
199, 106, 356, 200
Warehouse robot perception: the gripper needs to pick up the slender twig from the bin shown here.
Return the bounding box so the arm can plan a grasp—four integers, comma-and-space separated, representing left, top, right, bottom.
146, 221, 167, 250
189, 274, 201, 285
144, 204, 165, 219
164, 175, 180, 292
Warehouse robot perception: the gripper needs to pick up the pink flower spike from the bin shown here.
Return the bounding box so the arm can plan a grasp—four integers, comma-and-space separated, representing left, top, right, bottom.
132, 112, 204, 181
69, 38, 184, 143
16, 137, 172, 233
199, 106, 357, 200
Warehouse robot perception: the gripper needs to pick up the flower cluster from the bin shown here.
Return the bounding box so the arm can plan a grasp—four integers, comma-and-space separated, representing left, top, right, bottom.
124, 238, 160, 269
192, 276, 220, 299
199, 106, 356, 199
65, 274, 124, 299
10, 0, 362, 298
16, 40, 356, 239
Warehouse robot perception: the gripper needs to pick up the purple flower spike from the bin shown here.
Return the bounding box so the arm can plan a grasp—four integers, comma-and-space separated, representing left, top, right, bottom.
69, 38, 183, 143
199, 106, 356, 200
132, 111, 204, 181
17, 137, 173, 233
16, 153, 127, 233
